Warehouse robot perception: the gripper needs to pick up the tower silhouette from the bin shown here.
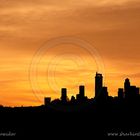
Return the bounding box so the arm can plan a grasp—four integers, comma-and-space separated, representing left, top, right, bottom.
76, 85, 85, 102
61, 88, 67, 103
79, 85, 85, 97
124, 78, 130, 99
95, 72, 103, 98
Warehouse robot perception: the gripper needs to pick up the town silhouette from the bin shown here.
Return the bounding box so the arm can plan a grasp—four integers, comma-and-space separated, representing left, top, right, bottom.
39, 72, 140, 113
0, 72, 140, 112
0, 72, 140, 137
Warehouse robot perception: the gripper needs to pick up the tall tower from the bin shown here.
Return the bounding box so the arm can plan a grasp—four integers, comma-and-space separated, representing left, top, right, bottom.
79, 85, 85, 98
124, 78, 130, 98
61, 88, 67, 103
95, 72, 103, 98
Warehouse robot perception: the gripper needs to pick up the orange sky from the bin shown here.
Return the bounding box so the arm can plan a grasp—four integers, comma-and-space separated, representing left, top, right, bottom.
0, 0, 140, 106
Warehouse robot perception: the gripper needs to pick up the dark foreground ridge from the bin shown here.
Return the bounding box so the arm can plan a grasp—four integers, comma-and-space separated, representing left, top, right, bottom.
0, 73, 140, 137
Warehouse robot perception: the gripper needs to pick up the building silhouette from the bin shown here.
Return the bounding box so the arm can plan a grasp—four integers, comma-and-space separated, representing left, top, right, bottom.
95, 72, 103, 98
71, 96, 76, 103
124, 78, 130, 99
61, 88, 67, 103
79, 85, 85, 97
42, 72, 140, 108
96, 86, 108, 102
76, 85, 86, 102
101, 87, 108, 99
44, 97, 51, 106
94, 73, 109, 101
124, 78, 140, 100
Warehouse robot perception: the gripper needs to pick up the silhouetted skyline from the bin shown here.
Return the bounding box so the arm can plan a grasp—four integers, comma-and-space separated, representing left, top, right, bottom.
1, 1, 140, 137
1, 72, 140, 138
0, 72, 139, 110
43, 72, 140, 108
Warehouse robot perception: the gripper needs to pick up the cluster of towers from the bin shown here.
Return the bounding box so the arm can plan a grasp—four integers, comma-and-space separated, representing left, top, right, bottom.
118, 78, 139, 100
44, 72, 108, 105
44, 72, 140, 105
60, 85, 88, 104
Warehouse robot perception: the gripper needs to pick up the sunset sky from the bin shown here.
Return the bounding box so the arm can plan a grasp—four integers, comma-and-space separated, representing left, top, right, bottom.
0, 0, 140, 106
